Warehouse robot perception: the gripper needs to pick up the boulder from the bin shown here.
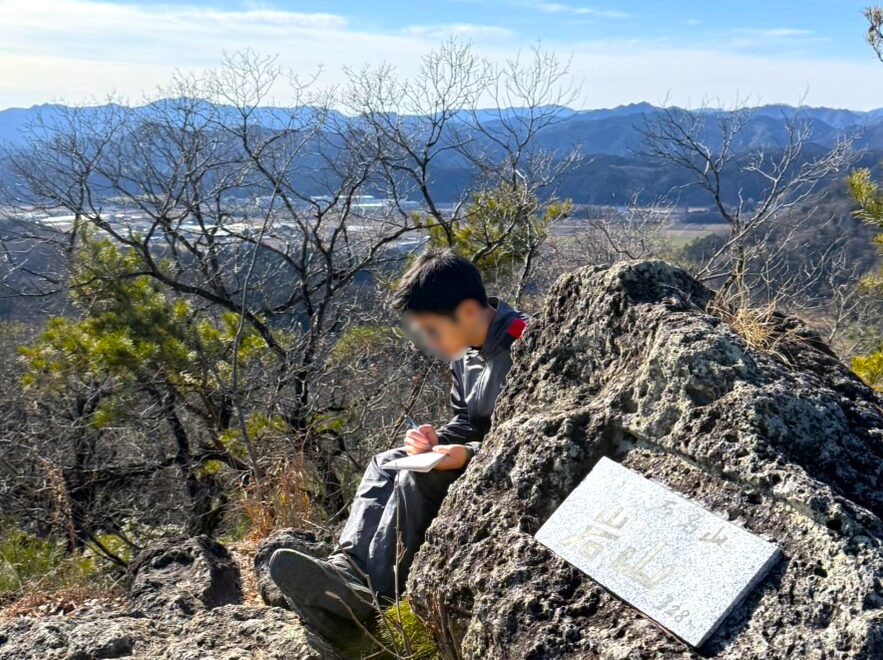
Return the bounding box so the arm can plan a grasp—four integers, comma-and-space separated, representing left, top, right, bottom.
408, 260, 883, 659
0, 535, 344, 659
0, 604, 343, 659
129, 535, 241, 618
163, 604, 345, 660
0, 607, 152, 660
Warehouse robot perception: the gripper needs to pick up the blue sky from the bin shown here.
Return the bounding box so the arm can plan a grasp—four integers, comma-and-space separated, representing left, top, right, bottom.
1, 0, 881, 110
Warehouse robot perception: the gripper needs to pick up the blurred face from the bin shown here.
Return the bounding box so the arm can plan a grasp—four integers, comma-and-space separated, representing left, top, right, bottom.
404, 300, 484, 360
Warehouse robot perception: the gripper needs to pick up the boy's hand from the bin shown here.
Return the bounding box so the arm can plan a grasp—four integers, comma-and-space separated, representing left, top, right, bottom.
432, 444, 469, 471
404, 424, 439, 455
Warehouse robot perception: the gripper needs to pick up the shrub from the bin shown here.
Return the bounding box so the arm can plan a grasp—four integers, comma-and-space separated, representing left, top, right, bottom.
0, 525, 59, 595
0, 523, 117, 615
852, 350, 883, 391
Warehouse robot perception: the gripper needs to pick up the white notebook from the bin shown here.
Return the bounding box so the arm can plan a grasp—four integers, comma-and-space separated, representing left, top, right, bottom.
382, 451, 446, 473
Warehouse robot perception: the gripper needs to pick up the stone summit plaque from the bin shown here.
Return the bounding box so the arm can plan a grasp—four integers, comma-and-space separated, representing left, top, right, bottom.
535, 457, 780, 648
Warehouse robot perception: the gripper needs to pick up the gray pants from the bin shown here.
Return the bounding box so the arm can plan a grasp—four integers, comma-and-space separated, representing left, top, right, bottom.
336, 447, 462, 601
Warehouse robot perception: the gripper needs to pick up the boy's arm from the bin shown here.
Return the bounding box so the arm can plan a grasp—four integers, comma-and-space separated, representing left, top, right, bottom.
435, 366, 483, 459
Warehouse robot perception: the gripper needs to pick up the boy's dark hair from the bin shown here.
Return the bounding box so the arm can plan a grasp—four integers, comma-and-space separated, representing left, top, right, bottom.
392, 249, 488, 316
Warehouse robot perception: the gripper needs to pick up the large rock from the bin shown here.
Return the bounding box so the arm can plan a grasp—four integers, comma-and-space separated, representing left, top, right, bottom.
163, 605, 345, 660
0, 604, 343, 659
129, 535, 242, 618
408, 260, 883, 659
0, 536, 344, 659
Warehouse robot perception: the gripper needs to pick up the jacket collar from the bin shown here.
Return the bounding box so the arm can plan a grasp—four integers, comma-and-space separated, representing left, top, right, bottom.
469, 296, 521, 361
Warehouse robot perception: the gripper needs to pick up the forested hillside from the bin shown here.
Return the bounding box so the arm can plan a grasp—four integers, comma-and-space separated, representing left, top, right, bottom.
2, 101, 882, 205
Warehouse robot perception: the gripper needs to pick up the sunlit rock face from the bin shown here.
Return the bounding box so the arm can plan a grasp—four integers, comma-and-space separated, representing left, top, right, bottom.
408, 260, 883, 660
0, 536, 344, 660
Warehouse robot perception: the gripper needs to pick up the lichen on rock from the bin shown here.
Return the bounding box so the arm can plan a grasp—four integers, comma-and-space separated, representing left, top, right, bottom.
407, 260, 883, 659
0, 535, 344, 659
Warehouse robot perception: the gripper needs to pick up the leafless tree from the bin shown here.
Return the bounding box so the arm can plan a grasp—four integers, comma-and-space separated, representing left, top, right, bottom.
581, 194, 675, 264
0, 43, 578, 555
342, 41, 581, 296
866, 6, 883, 60
638, 103, 855, 297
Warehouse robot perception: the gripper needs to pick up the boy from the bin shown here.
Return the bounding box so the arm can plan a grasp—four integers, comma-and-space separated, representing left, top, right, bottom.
269, 250, 528, 641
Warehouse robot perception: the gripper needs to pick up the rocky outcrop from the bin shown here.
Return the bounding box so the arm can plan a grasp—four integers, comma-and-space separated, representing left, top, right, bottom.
408, 260, 883, 659
0, 535, 344, 659
129, 535, 242, 617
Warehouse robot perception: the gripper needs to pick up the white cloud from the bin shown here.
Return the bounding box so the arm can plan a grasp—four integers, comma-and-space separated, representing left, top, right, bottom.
733, 28, 816, 39
403, 23, 515, 39
0, 0, 880, 111
563, 39, 882, 110
525, 2, 629, 19
0, 0, 428, 106
717, 27, 829, 53
0, 0, 352, 67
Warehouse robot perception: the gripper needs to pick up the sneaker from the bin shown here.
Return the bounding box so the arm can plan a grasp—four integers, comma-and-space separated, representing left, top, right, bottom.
269, 549, 376, 622
326, 551, 366, 583
289, 601, 366, 648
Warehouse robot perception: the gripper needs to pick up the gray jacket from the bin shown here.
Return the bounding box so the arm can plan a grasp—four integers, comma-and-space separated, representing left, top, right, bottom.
436, 297, 529, 458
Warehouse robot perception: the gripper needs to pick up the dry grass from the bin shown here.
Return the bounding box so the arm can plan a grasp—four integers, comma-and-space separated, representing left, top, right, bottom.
238, 457, 313, 543
0, 581, 124, 620
228, 456, 315, 610
708, 288, 809, 367
228, 538, 263, 607
0, 525, 125, 621
711, 299, 781, 352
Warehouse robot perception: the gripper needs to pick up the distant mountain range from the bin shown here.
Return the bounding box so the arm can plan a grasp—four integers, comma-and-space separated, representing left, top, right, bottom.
2, 101, 882, 205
